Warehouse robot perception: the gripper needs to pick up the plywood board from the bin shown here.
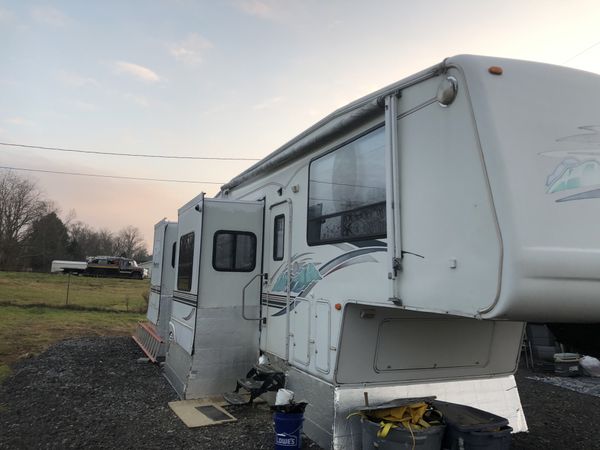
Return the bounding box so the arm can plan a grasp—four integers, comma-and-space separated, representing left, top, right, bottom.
168, 398, 236, 428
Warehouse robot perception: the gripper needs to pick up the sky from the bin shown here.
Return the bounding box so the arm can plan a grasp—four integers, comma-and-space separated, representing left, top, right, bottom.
2, 0, 600, 252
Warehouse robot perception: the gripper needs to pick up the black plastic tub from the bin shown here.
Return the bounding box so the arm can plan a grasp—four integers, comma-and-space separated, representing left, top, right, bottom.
432, 400, 512, 450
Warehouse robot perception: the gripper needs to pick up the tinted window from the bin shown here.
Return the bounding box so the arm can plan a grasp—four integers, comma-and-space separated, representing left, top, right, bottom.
273, 215, 285, 261
307, 127, 386, 245
177, 232, 194, 291
171, 242, 177, 268
213, 231, 257, 272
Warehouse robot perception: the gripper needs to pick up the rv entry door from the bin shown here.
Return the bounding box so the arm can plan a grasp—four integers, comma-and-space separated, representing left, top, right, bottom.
261, 200, 291, 360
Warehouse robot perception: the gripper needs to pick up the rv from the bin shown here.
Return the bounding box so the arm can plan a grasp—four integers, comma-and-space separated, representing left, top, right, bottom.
163, 55, 600, 449
133, 219, 178, 361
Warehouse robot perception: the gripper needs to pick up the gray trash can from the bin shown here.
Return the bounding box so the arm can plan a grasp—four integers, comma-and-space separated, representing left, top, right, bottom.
361, 417, 445, 450
432, 400, 512, 450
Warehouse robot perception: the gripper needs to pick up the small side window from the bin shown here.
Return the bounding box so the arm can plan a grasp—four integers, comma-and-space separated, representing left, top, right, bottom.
171, 242, 177, 269
177, 232, 195, 291
273, 215, 285, 261
213, 231, 257, 272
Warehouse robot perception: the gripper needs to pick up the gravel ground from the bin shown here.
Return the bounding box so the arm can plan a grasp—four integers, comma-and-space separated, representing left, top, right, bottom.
1, 337, 599, 449
0, 337, 319, 450
512, 369, 600, 449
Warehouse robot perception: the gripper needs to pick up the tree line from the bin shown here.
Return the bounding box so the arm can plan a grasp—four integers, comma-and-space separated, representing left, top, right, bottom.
0, 171, 149, 272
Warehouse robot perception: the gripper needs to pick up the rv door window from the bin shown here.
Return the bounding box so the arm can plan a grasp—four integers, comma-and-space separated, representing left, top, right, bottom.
273, 214, 285, 261
308, 126, 386, 245
213, 231, 257, 272
177, 232, 195, 291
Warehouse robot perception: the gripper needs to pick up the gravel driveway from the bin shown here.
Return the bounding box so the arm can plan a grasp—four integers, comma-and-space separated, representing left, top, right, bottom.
1, 337, 599, 449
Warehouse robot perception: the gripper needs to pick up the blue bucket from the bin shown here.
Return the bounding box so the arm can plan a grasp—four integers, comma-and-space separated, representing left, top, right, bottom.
274, 412, 304, 449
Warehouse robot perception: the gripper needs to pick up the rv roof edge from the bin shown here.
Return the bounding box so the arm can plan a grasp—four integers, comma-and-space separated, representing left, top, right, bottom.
178, 192, 205, 215
220, 60, 447, 193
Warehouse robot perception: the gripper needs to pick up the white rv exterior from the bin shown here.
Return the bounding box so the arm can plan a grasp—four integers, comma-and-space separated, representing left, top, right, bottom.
133, 219, 178, 361
148, 220, 178, 341
163, 55, 600, 449
147, 220, 178, 330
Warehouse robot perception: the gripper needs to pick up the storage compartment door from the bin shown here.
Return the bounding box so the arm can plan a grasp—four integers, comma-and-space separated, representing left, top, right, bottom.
385, 74, 501, 319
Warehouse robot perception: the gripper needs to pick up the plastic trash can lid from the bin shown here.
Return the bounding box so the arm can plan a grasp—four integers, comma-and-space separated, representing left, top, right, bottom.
358, 396, 436, 414
431, 400, 508, 432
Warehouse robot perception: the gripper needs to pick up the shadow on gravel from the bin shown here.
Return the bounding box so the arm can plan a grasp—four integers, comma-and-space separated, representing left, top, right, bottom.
0, 337, 320, 449
2, 337, 600, 449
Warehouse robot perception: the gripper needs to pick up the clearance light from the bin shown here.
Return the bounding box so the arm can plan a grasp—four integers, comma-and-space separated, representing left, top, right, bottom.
335, 303, 342, 311
488, 66, 503, 75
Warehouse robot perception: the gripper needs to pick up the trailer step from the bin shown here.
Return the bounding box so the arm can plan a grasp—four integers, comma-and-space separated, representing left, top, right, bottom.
224, 366, 286, 405
132, 321, 164, 363
253, 363, 279, 375
237, 378, 264, 390
223, 392, 251, 406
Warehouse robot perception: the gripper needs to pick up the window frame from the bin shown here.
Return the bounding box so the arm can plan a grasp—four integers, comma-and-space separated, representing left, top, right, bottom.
171, 242, 177, 269
273, 214, 285, 261
306, 123, 386, 246
212, 230, 257, 272
177, 231, 195, 291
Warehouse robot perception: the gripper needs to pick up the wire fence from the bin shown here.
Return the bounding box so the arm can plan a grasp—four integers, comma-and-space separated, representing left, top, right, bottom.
0, 269, 149, 314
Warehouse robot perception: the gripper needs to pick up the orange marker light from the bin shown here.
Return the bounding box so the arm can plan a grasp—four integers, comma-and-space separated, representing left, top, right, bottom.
335, 303, 342, 311
488, 66, 503, 75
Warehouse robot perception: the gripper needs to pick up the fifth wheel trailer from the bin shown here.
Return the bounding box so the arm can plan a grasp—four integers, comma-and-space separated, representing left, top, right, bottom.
162, 55, 600, 449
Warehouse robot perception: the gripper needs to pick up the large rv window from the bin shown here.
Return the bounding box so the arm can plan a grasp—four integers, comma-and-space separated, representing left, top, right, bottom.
273, 215, 285, 261
177, 232, 194, 291
213, 231, 257, 272
307, 126, 386, 245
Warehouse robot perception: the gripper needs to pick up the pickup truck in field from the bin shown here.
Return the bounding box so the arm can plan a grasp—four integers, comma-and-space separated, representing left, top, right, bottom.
51, 256, 146, 279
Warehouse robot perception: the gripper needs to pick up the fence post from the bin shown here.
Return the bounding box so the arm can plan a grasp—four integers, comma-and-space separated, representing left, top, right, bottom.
66, 272, 71, 306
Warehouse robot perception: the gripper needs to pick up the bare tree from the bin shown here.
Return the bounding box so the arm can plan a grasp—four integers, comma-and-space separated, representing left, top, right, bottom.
0, 171, 52, 269
96, 228, 115, 255
114, 225, 146, 260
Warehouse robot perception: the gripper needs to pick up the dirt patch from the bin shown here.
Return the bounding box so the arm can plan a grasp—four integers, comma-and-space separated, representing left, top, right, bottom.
1, 337, 599, 449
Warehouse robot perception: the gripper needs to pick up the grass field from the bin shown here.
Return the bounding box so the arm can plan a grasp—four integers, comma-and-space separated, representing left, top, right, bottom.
0, 271, 148, 383
0, 271, 149, 312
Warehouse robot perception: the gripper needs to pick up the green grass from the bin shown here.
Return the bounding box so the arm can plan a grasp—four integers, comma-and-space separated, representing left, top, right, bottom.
0, 305, 143, 383
0, 271, 149, 312
0, 272, 149, 383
